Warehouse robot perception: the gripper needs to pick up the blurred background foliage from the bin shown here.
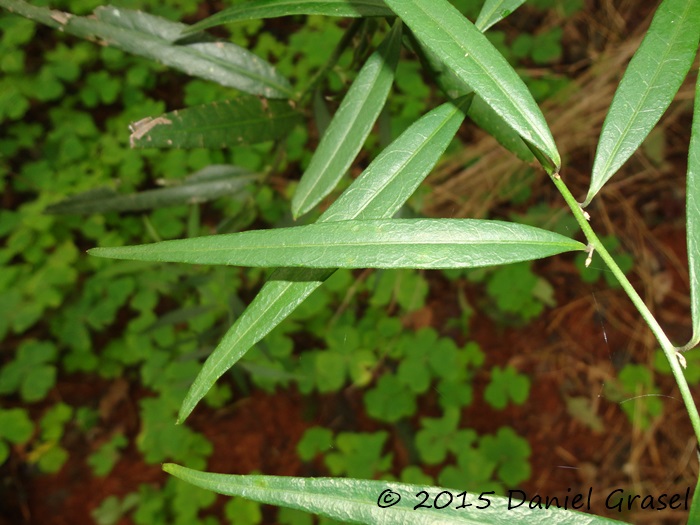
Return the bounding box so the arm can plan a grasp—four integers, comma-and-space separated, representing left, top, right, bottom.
1, 0, 696, 524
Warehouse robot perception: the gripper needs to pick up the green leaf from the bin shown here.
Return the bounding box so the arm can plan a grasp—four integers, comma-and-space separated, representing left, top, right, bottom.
614, 365, 664, 430
364, 374, 416, 422
0, 340, 57, 402
40, 402, 73, 442
483, 366, 530, 410
178, 269, 332, 423
0, 408, 34, 444
486, 262, 552, 321
383, 0, 559, 171
480, 427, 531, 486
185, 0, 393, 34
297, 427, 334, 461
138, 397, 212, 469
45, 166, 258, 214
406, 25, 534, 163
584, 0, 700, 205
173, 98, 470, 422
467, 96, 535, 162
415, 408, 476, 465
88, 433, 128, 476
91, 494, 140, 525
475, 0, 526, 32
324, 432, 391, 479
314, 351, 347, 392
163, 464, 630, 525
89, 218, 585, 268
129, 97, 301, 149
292, 21, 402, 218
36, 445, 69, 473
225, 498, 262, 525
685, 72, 700, 350
0, 0, 294, 98
439, 448, 497, 493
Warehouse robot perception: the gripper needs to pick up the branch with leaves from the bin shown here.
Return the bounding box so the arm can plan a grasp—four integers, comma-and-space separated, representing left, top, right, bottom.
3, 0, 699, 522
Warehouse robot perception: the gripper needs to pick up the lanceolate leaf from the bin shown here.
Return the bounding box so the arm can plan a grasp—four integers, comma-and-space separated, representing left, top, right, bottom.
174, 98, 470, 422
0, 0, 294, 98
184, 0, 393, 34
468, 95, 535, 162
164, 464, 630, 525
475, 0, 526, 32
685, 71, 700, 350
45, 166, 257, 214
406, 29, 534, 162
292, 21, 402, 218
89, 218, 585, 268
383, 0, 560, 171
129, 97, 301, 149
584, 0, 700, 206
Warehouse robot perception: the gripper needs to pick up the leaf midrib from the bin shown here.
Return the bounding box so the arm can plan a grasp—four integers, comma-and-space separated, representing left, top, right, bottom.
475, 0, 504, 31
293, 50, 393, 209
90, 13, 293, 97
405, 0, 549, 154
329, 106, 459, 220
173, 469, 614, 525
175, 472, 490, 525
199, 0, 389, 18
117, 238, 578, 254
182, 104, 464, 419
187, 42, 294, 96
593, 0, 691, 183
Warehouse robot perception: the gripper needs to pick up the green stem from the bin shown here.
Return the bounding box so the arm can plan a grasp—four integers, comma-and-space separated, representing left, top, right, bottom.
552, 174, 700, 444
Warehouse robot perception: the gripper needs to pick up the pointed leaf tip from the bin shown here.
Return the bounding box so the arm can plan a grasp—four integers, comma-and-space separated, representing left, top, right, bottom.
585, 0, 700, 205
176, 101, 469, 421
83, 219, 585, 270
383, 0, 560, 171
475, 0, 527, 32
684, 68, 700, 350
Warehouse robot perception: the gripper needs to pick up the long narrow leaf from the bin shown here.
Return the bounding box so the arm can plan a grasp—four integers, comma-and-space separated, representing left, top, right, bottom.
406, 29, 534, 162
164, 464, 629, 525
172, 98, 470, 422
89, 218, 586, 268
292, 21, 402, 218
685, 70, 700, 350
184, 0, 392, 34
45, 166, 257, 214
475, 0, 526, 32
383, 0, 560, 172
468, 95, 536, 162
129, 97, 301, 149
584, 0, 700, 206
0, 0, 294, 98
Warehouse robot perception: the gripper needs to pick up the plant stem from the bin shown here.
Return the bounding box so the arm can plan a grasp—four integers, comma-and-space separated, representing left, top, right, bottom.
552, 174, 700, 444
